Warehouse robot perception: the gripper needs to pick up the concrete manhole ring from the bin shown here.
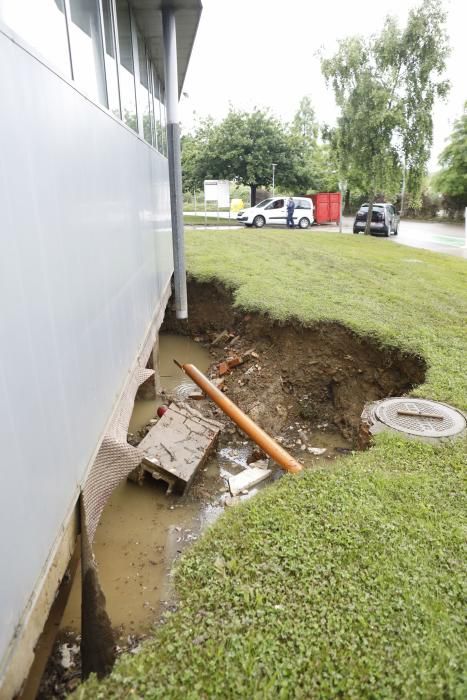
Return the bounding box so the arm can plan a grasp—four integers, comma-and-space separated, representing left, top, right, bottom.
375, 398, 466, 438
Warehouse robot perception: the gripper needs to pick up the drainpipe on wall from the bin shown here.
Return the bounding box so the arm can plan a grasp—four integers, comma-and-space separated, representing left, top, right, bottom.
162, 6, 188, 320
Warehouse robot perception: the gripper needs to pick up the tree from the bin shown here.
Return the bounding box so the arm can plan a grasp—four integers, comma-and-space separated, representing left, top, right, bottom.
433, 102, 467, 209
291, 96, 319, 143
181, 117, 217, 192
181, 109, 298, 205
281, 97, 339, 194
321, 0, 449, 233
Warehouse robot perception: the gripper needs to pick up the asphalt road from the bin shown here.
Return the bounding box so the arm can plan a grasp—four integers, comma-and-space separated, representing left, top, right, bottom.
337, 216, 466, 259
185, 211, 466, 259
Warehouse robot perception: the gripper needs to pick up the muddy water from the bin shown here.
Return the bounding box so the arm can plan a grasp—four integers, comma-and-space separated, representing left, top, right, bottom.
61, 335, 215, 635
60, 333, 351, 640
60, 477, 222, 634
128, 334, 211, 434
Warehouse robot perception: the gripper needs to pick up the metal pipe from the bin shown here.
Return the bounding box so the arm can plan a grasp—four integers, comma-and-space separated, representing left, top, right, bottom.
175, 361, 303, 474
162, 7, 188, 320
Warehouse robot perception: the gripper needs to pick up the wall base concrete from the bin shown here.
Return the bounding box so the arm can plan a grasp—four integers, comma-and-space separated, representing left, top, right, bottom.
0, 505, 79, 700
0, 282, 172, 699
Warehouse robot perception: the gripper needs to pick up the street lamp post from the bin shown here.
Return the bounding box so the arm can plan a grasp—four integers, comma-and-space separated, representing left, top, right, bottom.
338, 180, 347, 233
272, 163, 277, 196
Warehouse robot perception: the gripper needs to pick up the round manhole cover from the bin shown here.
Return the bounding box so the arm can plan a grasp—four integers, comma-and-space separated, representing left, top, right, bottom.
375, 398, 466, 438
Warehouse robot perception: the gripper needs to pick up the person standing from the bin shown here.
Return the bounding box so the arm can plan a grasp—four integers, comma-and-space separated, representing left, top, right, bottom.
286, 197, 295, 228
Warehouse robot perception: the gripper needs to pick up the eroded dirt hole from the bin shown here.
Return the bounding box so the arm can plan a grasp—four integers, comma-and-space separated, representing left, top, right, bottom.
164, 280, 427, 443
35, 279, 426, 698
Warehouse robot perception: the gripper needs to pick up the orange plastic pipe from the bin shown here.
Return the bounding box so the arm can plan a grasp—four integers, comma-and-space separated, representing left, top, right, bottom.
175, 361, 303, 474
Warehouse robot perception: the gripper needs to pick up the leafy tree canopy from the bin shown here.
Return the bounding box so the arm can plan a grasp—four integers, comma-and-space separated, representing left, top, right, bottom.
181, 99, 339, 204
433, 102, 467, 207
182, 109, 292, 204
321, 0, 449, 230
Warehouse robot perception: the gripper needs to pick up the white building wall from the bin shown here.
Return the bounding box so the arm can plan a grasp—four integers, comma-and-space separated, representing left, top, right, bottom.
0, 30, 172, 669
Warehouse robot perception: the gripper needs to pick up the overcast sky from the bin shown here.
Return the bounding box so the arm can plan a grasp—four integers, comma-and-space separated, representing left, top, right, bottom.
179, 0, 466, 171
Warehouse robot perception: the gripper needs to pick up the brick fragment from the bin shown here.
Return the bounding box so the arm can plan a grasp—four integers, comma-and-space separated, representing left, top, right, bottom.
218, 362, 230, 376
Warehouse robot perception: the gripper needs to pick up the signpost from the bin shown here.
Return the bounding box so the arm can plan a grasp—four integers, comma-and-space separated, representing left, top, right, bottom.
204, 180, 230, 225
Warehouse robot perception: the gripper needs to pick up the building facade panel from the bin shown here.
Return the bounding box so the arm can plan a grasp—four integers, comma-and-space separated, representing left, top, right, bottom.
0, 28, 172, 666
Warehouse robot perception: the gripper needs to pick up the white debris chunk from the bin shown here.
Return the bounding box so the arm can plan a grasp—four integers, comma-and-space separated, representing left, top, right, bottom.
308, 447, 327, 455
229, 467, 271, 496
248, 459, 270, 470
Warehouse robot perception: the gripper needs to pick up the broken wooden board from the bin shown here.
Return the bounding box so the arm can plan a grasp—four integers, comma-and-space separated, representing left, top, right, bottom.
229, 466, 271, 496
138, 402, 223, 494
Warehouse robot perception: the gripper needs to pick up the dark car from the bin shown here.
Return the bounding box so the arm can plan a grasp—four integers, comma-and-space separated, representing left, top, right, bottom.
353, 203, 399, 236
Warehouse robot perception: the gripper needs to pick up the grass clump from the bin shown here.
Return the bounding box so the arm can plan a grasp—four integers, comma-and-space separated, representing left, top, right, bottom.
76, 229, 466, 698
184, 215, 240, 226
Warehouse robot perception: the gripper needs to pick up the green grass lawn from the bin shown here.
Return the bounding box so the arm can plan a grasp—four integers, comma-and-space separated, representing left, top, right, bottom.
76, 229, 466, 699
184, 214, 241, 226
185, 229, 467, 409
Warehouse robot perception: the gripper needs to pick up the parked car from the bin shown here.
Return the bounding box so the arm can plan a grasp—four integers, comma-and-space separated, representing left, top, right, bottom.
237, 196, 314, 229
353, 203, 399, 236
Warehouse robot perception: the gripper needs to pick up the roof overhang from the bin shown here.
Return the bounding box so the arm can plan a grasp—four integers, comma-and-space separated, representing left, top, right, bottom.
130, 1, 202, 95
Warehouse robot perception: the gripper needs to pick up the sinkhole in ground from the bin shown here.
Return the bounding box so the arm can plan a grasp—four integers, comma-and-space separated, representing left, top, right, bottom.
163, 279, 427, 445
32, 279, 427, 699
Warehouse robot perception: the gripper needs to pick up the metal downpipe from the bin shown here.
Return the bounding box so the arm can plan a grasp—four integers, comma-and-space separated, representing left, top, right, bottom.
162, 7, 187, 320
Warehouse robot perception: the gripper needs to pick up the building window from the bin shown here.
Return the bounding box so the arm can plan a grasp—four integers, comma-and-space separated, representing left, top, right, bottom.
68, 0, 108, 107
1, 0, 165, 150
151, 67, 162, 153
136, 31, 152, 144
0, 0, 71, 77
101, 0, 120, 118
115, 0, 137, 132
160, 88, 167, 156
148, 61, 156, 148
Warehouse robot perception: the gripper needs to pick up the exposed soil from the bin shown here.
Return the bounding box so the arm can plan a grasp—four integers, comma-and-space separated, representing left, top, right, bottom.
163, 279, 427, 444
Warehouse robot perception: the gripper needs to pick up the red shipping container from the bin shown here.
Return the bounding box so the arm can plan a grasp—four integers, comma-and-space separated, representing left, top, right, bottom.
303, 192, 341, 224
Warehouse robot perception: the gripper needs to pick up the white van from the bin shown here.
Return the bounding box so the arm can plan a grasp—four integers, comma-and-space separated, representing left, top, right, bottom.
237, 196, 314, 229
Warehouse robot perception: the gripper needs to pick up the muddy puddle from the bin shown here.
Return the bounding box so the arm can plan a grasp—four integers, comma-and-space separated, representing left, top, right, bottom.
128, 334, 211, 434
60, 336, 213, 633
57, 331, 349, 636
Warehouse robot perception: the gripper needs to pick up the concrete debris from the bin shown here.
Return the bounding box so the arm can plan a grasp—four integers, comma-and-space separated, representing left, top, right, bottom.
228, 334, 240, 347
308, 447, 327, 455
212, 377, 226, 391
229, 466, 271, 496
211, 330, 229, 346
59, 644, 79, 669
138, 402, 222, 494
248, 459, 269, 470
189, 392, 205, 400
